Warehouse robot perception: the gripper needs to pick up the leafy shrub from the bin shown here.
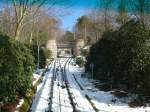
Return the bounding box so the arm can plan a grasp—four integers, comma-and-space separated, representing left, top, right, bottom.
43, 48, 52, 59
29, 45, 51, 69
75, 56, 85, 67
0, 33, 35, 103
85, 20, 150, 96
112, 21, 150, 94
85, 30, 115, 80
19, 99, 30, 112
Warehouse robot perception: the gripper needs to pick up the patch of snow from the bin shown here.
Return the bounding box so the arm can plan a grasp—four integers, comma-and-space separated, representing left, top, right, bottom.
30, 58, 150, 112
15, 98, 24, 112
68, 60, 150, 112
31, 61, 54, 112
33, 73, 41, 86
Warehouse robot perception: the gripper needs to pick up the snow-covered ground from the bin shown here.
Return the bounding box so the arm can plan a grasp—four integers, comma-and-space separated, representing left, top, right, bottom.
68, 59, 150, 112
32, 73, 41, 86
52, 58, 73, 112
31, 58, 73, 112
31, 61, 54, 112
66, 61, 95, 112
31, 58, 150, 112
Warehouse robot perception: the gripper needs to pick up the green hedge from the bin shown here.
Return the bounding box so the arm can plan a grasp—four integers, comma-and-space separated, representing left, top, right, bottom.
75, 56, 85, 67
86, 20, 150, 95
0, 33, 35, 104
29, 45, 51, 69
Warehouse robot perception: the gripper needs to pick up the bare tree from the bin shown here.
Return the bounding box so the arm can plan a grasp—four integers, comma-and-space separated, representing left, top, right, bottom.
76, 16, 91, 43
129, 0, 150, 25
117, 0, 129, 25
0, 5, 16, 36
98, 0, 113, 31
21, 9, 60, 44
3, 0, 69, 40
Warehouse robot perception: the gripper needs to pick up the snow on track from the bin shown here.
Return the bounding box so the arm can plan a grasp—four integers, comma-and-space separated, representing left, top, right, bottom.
68, 60, 150, 112
52, 58, 73, 112
30, 58, 150, 112
31, 61, 54, 112
66, 59, 95, 112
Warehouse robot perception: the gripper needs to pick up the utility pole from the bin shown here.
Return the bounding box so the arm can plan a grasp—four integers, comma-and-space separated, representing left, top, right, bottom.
90, 63, 94, 79
84, 24, 87, 43
37, 27, 40, 71
74, 31, 76, 40
37, 44, 40, 70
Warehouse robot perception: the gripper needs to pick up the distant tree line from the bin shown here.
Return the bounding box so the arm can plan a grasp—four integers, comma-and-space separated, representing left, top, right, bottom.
74, 0, 150, 45
57, 31, 75, 43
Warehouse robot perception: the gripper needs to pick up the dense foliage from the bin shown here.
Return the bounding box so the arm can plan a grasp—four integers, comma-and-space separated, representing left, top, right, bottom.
75, 56, 85, 67
85, 20, 150, 96
0, 33, 35, 103
29, 45, 51, 69
58, 31, 75, 43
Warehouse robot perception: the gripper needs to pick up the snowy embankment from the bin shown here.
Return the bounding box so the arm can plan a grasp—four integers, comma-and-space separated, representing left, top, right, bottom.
33, 73, 41, 86
68, 60, 150, 112
31, 66, 53, 112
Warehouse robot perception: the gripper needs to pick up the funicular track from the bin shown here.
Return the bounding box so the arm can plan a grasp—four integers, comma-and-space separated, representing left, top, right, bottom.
31, 60, 54, 112
63, 58, 78, 112
48, 59, 56, 112
56, 58, 62, 112
65, 59, 97, 112
48, 58, 78, 112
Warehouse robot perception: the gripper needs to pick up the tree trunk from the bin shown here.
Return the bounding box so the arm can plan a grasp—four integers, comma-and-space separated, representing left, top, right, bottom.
84, 24, 87, 43
30, 31, 33, 44
15, 23, 22, 40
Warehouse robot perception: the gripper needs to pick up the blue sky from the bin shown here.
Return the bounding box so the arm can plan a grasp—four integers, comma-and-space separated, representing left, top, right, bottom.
59, 0, 98, 31
59, 8, 85, 31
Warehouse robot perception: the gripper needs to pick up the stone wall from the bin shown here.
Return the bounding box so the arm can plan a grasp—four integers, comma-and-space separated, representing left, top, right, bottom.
46, 39, 57, 58
75, 38, 85, 56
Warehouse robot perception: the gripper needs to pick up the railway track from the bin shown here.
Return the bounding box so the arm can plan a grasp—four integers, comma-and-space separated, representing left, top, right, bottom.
48, 60, 56, 112
32, 58, 97, 112
31, 60, 54, 112
63, 58, 78, 112
48, 58, 78, 112
65, 59, 97, 112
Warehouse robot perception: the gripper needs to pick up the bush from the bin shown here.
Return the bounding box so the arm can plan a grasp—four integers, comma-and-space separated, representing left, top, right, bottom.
29, 45, 46, 69
43, 48, 52, 59
75, 56, 85, 67
19, 99, 30, 112
0, 33, 35, 103
113, 21, 150, 94
85, 30, 115, 80
85, 20, 150, 96
29, 45, 51, 69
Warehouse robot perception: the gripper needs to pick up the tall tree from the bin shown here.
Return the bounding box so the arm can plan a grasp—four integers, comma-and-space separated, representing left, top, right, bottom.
57, 31, 74, 43
0, 5, 15, 36
3, 0, 69, 40
76, 16, 91, 43
130, 0, 150, 25
117, 0, 128, 25
98, 0, 113, 31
